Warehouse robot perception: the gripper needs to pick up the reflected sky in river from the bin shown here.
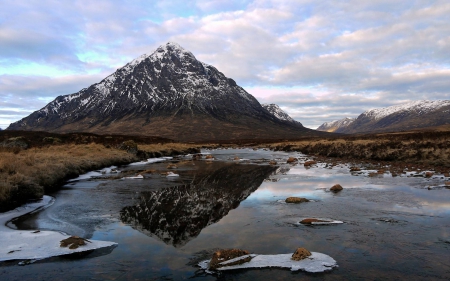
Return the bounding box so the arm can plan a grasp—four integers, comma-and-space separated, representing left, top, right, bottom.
3, 148, 450, 280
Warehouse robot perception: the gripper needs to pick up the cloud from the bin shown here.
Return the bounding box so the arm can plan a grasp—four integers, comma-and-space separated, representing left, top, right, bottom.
1, 0, 449, 129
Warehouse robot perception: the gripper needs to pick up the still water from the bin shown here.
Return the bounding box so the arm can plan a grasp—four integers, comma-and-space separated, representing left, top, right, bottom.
2, 148, 450, 280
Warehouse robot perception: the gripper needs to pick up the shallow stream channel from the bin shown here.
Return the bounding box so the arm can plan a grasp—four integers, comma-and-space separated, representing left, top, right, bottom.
1, 148, 450, 280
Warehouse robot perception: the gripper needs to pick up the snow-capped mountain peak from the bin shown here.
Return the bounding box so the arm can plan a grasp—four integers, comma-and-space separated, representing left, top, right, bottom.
8, 42, 314, 141
262, 103, 301, 125
363, 100, 450, 121
316, 117, 355, 132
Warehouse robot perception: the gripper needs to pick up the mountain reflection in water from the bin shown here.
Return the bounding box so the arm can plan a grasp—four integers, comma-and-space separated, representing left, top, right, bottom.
120, 163, 276, 247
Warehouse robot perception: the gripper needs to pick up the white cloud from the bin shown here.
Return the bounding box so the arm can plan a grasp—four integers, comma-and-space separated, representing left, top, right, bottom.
1, 0, 449, 129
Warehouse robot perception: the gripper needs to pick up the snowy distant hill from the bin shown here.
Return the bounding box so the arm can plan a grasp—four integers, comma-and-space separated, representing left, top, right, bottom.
316, 117, 355, 133
7, 42, 321, 141
317, 100, 450, 134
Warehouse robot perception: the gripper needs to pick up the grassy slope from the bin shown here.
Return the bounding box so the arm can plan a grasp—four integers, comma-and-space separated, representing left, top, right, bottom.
0, 131, 203, 212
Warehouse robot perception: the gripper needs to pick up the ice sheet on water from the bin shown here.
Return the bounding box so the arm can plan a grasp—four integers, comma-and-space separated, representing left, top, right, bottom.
67, 166, 119, 182
199, 252, 338, 273
129, 157, 170, 166
0, 196, 117, 263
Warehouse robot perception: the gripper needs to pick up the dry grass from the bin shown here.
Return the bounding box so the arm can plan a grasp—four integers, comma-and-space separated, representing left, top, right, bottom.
265, 131, 450, 168
0, 139, 203, 212
0, 143, 138, 211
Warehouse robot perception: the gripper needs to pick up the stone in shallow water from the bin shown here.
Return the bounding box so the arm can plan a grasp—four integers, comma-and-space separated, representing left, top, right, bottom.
330, 184, 343, 192
285, 197, 310, 203
287, 157, 298, 163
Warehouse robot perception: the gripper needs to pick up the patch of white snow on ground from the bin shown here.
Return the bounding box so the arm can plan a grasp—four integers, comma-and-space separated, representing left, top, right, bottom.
0, 196, 117, 263
128, 157, 171, 166
67, 166, 119, 182
199, 252, 338, 273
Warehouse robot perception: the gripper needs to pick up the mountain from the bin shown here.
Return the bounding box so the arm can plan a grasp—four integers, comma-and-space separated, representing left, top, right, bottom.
316, 117, 355, 133
317, 100, 450, 134
7, 42, 320, 141
261, 104, 302, 125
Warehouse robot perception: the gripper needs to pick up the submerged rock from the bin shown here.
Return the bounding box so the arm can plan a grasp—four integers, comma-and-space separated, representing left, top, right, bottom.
209, 249, 252, 270
285, 197, 309, 203
330, 184, 343, 192
205, 155, 214, 159
425, 172, 434, 178
291, 247, 312, 261
233, 156, 240, 161
269, 160, 277, 165
350, 167, 361, 172
287, 157, 298, 163
304, 160, 317, 167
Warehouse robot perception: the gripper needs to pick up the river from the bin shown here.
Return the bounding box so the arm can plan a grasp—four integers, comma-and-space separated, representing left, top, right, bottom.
1, 148, 449, 280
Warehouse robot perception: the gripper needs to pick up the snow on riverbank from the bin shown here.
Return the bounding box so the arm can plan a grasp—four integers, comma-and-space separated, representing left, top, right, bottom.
199, 252, 338, 273
0, 196, 117, 263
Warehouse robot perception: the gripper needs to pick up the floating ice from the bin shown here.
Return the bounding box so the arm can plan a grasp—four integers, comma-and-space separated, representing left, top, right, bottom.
298, 219, 344, 225
166, 172, 180, 177
199, 252, 338, 273
0, 196, 117, 263
129, 157, 171, 166
122, 174, 144, 179
67, 165, 119, 182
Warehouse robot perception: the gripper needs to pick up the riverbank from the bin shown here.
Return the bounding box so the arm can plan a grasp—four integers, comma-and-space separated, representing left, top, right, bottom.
0, 131, 202, 212
255, 130, 450, 173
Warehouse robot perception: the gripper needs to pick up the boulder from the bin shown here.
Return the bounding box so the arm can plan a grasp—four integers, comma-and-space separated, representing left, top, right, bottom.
269, 160, 277, 165
209, 249, 252, 270
304, 160, 317, 167
350, 167, 361, 172
287, 157, 298, 163
330, 184, 343, 192
192, 154, 202, 160
233, 156, 240, 161
425, 172, 434, 178
445, 182, 450, 186
444, 173, 449, 178
205, 155, 214, 159
285, 197, 310, 203
291, 247, 312, 261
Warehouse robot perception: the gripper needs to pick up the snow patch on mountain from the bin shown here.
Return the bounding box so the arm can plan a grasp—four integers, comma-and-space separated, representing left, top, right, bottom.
363, 100, 450, 121
262, 104, 297, 123
317, 117, 355, 132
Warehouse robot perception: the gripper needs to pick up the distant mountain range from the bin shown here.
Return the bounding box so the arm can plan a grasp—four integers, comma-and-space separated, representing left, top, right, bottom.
317, 100, 450, 133
7, 42, 322, 141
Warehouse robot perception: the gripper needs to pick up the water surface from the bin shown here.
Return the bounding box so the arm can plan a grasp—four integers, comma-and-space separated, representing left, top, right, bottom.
2, 148, 450, 280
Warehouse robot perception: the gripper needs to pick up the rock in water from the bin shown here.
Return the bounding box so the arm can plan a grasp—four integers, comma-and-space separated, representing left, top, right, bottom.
304, 160, 317, 167
330, 184, 343, 192
209, 249, 252, 270
287, 157, 298, 163
285, 197, 309, 203
291, 247, 312, 261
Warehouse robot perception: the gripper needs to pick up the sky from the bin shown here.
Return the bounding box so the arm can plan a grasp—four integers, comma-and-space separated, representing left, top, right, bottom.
1, 0, 449, 129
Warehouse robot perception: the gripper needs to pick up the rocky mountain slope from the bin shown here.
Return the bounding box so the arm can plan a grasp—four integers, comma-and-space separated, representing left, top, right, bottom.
316, 117, 355, 133
317, 100, 450, 134
261, 104, 302, 125
7, 42, 320, 141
